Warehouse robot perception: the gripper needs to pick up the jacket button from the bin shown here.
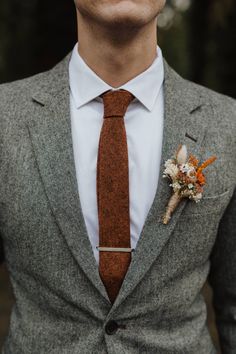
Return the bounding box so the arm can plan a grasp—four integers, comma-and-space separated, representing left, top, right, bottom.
105, 320, 119, 335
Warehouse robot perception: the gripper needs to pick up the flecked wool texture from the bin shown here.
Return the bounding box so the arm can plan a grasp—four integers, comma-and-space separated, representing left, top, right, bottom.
0, 51, 235, 354
97, 89, 134, 304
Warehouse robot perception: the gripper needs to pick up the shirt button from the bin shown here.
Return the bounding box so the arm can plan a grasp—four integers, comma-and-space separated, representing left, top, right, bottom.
105, 320, 119, 335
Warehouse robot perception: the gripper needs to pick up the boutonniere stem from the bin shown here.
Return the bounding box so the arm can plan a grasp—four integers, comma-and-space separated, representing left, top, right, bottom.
162, 192, 182, 225
162, 145, 217, 225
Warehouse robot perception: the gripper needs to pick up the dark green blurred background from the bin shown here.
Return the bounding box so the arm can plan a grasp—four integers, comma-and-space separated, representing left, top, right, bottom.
0, 0, 235, 352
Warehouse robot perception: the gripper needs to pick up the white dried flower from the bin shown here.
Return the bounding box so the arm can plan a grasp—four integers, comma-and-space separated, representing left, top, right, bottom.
164, 163, 179, 179
179, 163, 194, 174
181, 189, 191, 198
192, 193, 203, 202
164, 159, 175, 168
171, 181, 181, 192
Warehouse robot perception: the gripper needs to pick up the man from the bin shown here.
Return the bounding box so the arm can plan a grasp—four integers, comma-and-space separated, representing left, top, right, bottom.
0, 0, 235, 353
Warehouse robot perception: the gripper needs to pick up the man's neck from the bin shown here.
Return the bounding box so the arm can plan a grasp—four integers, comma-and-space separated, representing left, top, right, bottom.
76, 14, 158, 88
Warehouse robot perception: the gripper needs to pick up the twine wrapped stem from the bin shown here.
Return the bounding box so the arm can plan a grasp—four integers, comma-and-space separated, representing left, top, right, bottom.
162, 192, 182, 225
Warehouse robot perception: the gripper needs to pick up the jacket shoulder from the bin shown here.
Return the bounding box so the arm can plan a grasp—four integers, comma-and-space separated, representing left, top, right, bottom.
0, 70, 51, 106
0, 51, 71, 111
184, 77, 236, 112
0, 52, 71, 138
168, 65, 236, 131
0, 72, 49, 144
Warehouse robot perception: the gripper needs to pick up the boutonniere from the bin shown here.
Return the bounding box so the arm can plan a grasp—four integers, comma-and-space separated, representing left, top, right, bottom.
162, 145, 217, 224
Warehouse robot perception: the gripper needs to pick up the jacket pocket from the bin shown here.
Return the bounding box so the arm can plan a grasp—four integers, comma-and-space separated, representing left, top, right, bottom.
181, 189, 231, 217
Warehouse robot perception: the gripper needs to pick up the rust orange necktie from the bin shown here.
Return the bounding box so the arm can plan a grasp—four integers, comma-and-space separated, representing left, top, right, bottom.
97, 89, 135, 304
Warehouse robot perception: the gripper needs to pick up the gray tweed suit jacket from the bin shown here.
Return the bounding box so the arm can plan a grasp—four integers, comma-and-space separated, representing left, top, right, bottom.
0, 52, 235, 354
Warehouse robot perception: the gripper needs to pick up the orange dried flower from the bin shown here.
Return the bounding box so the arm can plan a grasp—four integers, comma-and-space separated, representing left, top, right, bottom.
177, 171, 192, 185
197, 156, 217, 173
196, 171, 206, 185
188, 154, 199, 167
195, 184, 204, 194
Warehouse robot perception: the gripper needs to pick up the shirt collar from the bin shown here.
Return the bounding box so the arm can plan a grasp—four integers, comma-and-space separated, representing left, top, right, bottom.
69, 42, 164, 112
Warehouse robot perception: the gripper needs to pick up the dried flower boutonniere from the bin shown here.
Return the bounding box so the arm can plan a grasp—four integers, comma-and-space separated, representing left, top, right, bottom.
162, 145, 217, 224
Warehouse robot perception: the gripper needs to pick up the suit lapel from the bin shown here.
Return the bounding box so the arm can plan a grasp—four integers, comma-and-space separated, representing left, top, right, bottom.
108, 60, 209, 313
27, 53, 210, 310
27, 54, 111, 304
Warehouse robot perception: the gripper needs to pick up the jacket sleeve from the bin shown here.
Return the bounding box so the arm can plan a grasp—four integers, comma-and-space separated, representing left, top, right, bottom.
208, 187, 236, 354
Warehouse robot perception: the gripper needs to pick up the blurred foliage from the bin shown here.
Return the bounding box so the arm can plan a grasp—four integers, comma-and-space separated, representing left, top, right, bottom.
0, 0, 235, 98
0, 0, 77, 82
158, 0, 236, 97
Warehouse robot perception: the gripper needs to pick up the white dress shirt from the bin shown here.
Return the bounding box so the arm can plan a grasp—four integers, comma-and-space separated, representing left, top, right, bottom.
69, 43, 164, 264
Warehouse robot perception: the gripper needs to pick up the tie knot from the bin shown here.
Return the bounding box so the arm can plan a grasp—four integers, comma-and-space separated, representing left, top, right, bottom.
101, 89, 134, 119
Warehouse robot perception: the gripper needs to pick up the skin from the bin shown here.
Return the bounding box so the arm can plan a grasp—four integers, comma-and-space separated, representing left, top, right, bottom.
74, 0, 166, 87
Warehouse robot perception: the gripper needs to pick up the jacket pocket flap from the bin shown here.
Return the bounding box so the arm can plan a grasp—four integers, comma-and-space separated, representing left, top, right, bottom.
181, 189, 230, 216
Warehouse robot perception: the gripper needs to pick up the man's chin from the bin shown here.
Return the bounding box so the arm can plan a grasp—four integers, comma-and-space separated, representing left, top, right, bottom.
103, 17, 148, 30
95, 11, 155, 32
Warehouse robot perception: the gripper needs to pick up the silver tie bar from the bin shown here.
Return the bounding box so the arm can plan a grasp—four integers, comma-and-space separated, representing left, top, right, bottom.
96, 246, 134, 253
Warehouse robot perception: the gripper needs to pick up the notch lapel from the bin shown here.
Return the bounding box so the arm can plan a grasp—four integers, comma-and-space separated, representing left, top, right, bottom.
108, 60, 209, 314
26, 53, 210, 311
27, 54, 111, 304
